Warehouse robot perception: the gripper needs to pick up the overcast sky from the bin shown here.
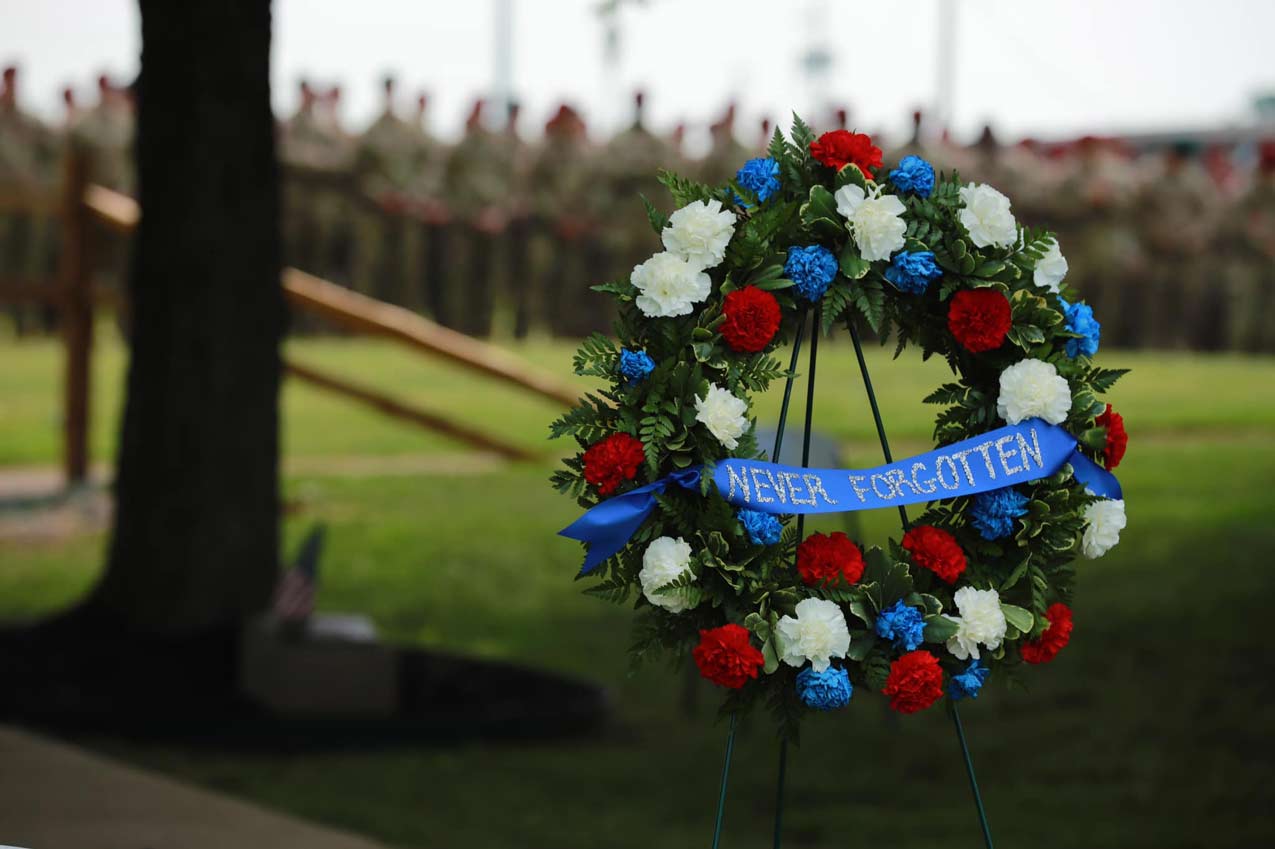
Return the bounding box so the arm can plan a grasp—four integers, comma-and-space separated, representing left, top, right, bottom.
2, 0, 1272, 148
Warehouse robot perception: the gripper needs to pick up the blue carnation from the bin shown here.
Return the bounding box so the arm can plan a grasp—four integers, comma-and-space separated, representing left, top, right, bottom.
618, 348, 655, 385
784, 245, 839, 302
738, 508, 782, 546
888, 155, 936, 198
969, 487, 1030, 541
796, 665, 853, 711
948, 659, 989, 701
734, 157, 782, 207
874, 599, 926, 651
884, 250, 943, 295
1061, 299, 1101, 359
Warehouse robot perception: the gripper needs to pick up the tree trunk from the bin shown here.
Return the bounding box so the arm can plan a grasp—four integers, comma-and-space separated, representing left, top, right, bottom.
93, 0, 283, 632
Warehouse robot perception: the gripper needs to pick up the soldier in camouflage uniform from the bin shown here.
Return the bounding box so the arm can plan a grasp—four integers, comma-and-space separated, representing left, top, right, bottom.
755, 116, 774, 156
1049, 138, 1145, 346
401, 91, 452, 324
442, 98, 515, 336
0, 66, 59, 333
352, 76, 418, 305
525, 103, 595, 336
1133, 142, 1220, 349
1218, 142, 1275, 352
697, 102, 749, 187
279, 80, 353, 288
70, 74, 134, 194
502, 100, 538, 338
588, 91, 669, 328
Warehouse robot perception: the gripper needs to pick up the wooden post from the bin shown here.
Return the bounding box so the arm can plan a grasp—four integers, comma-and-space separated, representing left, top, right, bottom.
59, 149, 92, 486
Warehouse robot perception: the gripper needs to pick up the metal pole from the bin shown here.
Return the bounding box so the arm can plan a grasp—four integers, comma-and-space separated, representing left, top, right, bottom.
492, 0, 514, 120
710, 713, 739, 849
711, 309, 810, 849
847, 320, 994, 849
934, 0, 957, 135
774, 306, 822, 849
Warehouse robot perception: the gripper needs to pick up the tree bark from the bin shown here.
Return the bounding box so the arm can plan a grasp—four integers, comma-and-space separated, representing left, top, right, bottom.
94, 0, 282, 632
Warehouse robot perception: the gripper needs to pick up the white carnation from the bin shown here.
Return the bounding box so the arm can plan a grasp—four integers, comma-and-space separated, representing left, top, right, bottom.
996, 359, 1072, 425
661, 199, 737, 270
959, 182, 1018, 248
639, 536, 697, 613
1034, 239, 1069, 293
630, 251, 712, 318
776, 598, 851, 673
694, 384, 749, 450
945, 586, 1007, 661
1081, 499, 1126, 559
834, 183, 907, 261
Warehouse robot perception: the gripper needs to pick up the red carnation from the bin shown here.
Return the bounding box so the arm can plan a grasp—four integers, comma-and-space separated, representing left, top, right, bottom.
693, 624, 765, 689
1020, 603, 1074, 664
947, 288, 1012, 353
720, 286, 783, 353
582, 432, 645, 496
882, 650, 945, 714
809, 130, 883, 177
1094, 404, 1127, 470
796, 531, 865, 587
901, 525, 967, 584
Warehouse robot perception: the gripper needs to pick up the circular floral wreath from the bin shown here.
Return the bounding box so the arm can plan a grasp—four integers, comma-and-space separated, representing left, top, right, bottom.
551, 118, 1129, 733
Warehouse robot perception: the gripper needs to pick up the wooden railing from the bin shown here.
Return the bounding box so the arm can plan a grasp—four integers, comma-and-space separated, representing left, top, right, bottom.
0, 152, 580, 482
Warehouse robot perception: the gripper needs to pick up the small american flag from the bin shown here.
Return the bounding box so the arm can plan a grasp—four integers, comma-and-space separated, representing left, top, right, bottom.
273, 523, 325, 625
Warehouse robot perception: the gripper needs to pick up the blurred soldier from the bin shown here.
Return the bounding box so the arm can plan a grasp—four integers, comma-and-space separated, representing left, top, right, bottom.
403, 91, 452, 324
352, 75, 416, 305
885, 110, 927, 165
404, 93, 448, 203
525, 103, 594, 336
756, 116, 773, 156
502, 100, 537, 338
1054, 138, 1145, 344
698, 102, 749, 186
1219, 142, 1275, 352
443, 98, 514, 336
1133, 141, 1220, 348
590, 90, 669, 306
0, 65, 59, 333
317, 84, 356, 285
70, 74, 134, 194
279, 80, 326, 275
279, 79, 353, 286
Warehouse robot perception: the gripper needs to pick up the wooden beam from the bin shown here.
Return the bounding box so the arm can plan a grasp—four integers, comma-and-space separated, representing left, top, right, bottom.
0, 278, 64, 305
0, 187, 59, 216
283, 359, 539, 462
59, 152, 93, 485
282, 268, 580, 409
82, 184, 140, 235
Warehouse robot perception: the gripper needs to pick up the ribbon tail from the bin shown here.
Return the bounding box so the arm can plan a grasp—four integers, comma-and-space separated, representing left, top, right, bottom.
1070, 450, 1123, 500
559, 467, 702, 577
559, 484, 664, 576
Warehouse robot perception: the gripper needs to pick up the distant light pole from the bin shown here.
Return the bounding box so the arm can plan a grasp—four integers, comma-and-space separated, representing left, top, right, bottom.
799, 0, 834, 124
934, 0, 957, 136
493, 0, 514, 126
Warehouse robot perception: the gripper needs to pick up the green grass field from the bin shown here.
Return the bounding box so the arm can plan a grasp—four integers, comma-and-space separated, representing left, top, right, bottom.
2, 325, 1274, 847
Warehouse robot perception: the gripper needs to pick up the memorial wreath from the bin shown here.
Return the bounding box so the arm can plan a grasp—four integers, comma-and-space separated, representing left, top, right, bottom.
551, 117, 1128, 737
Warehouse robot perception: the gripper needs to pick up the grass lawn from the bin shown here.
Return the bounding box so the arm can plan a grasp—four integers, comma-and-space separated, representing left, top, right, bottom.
2, 324, 1274, 847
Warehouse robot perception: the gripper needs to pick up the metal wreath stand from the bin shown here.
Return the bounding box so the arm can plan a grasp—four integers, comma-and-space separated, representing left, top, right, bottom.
708, 305, 995, 849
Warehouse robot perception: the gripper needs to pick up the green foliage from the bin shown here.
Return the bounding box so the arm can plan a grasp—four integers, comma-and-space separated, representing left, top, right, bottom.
572, 333, 618, 378
656, 169, 715, 208
639, 193, 669, 236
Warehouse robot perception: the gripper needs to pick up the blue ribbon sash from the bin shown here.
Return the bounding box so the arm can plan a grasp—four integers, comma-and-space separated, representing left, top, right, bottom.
560, 419, 1120, 574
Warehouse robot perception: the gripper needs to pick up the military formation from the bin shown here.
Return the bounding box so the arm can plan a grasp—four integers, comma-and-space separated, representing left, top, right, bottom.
3, 65, 1274, 351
